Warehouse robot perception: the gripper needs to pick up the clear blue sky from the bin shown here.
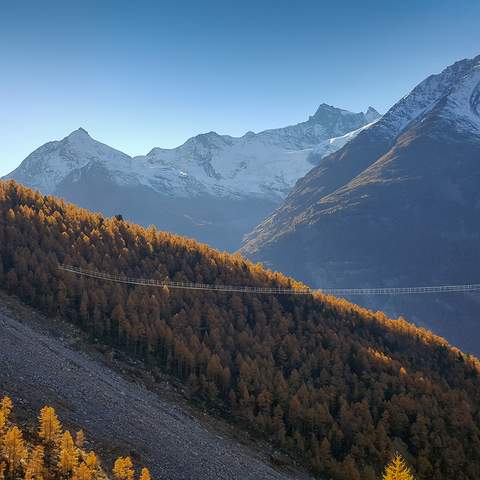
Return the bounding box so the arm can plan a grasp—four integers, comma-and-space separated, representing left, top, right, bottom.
1, 0, 479, 176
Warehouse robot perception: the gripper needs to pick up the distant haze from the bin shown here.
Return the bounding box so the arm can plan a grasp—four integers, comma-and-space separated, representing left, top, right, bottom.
1, 0, 480, 175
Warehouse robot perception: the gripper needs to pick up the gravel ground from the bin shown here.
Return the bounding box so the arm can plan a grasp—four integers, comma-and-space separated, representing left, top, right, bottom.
0, 297, 312, 480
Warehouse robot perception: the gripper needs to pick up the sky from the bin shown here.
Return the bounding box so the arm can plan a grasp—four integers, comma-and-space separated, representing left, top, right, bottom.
1, 0, 479, 176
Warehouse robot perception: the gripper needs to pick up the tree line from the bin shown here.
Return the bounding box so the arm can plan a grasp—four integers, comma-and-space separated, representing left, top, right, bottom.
0, 180, 479, 479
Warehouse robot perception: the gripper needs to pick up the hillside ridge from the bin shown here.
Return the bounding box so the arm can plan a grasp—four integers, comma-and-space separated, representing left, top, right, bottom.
0, 179, 479, 480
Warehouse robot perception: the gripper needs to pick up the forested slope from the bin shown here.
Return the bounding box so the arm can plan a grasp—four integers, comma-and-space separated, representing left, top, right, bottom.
0, 293, 304, 480
0, 180, 479, 480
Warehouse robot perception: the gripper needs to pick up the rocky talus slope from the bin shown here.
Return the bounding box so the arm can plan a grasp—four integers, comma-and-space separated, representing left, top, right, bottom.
0, 295, 310, 480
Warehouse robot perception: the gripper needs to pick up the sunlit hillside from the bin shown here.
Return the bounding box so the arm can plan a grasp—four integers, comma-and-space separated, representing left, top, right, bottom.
0, 180, 479, 480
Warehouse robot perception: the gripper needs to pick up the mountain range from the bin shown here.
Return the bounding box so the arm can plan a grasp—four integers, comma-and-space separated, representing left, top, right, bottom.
4, 104, 379, 251
5, 53, 480, 355
241, 54, 480, 355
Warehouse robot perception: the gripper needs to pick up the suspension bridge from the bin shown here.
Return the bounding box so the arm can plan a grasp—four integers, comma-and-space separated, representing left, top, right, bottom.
58, 264, 480, 296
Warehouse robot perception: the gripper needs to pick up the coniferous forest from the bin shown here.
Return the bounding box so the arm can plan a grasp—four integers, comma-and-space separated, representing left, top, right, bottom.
0, 180, 479, 480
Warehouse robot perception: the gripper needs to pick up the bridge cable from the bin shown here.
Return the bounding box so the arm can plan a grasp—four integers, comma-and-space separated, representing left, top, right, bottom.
58, 265, 480, 296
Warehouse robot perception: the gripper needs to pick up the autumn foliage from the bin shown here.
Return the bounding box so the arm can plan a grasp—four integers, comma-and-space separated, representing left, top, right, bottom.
0, 180, 480, 479
0, 395, 151, 480
382, 454, 415, 480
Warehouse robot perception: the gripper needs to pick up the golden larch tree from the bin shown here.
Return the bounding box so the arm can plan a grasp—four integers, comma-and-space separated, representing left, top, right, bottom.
38, 406, 62, 445
72, 463, 92, 480
3, 426, 27, 476
383, 453, 415, 480
0, 397, 13, 436
24, 445, 45, 480
139, 467, 151, 480
75, 430, 85, 449
0, 413, 6, 437
84, 452, 97, 473
113, 457, 134, 480
58, 431, 79, 476
0, 397, 13, 421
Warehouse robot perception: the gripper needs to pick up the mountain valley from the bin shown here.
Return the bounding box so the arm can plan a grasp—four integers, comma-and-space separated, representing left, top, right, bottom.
4, 105, 379, 251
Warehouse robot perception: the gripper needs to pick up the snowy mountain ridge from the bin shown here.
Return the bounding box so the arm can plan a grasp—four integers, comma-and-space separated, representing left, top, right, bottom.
7, 128, 135, 195
6, 104, 380, 200
378, 54, 480, 140
133, 103, 380, 199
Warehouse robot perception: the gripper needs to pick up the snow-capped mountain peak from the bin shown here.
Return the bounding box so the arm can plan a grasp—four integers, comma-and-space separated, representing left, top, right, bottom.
239, 54, 480, 355
68, 127, 90, 138
135, 104, 377, 199
441, 57, 480, 135
5, 128, 132, 194
4, 104, 377, 251
378, 55, 480, 139
6, 103, 377, 201
310, 103, 344, 118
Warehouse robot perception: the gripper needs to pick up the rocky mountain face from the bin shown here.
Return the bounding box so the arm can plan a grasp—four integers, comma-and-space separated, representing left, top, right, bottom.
241, 54, 480, 355
4, 105, 378, 251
